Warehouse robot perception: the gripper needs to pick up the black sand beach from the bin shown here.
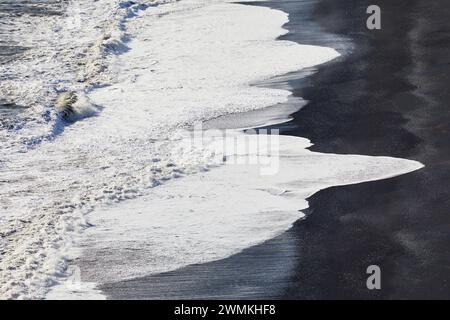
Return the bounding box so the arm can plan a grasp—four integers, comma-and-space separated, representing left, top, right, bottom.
274, 0, 450, 299
102, 0, 450, 299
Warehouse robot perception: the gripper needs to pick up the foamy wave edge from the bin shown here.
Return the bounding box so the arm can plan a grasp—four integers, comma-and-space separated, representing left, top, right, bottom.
0, 0, 424, 300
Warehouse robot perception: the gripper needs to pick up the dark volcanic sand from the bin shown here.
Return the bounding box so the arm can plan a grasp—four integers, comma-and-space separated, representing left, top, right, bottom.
272, 0, 450, 299
102, 0, 450, 299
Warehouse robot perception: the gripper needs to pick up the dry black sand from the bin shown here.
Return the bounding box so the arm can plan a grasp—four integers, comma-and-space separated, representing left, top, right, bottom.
102, 0, 450, 299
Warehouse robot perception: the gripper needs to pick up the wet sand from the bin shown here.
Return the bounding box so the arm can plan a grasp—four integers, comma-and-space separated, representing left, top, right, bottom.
274, 0, 450, 299
102, 0, 450, 299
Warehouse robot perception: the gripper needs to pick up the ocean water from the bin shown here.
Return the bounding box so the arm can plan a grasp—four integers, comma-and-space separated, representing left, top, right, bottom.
0, 0, 424, 300
0, 0, 63, 138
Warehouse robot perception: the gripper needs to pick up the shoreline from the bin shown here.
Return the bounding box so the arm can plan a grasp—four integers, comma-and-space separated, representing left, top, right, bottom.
262, 0, 450, 299
98, 0, 449, 299
45, 0, 349, 299
98, 0, 349, 299
98, 0, 378, 300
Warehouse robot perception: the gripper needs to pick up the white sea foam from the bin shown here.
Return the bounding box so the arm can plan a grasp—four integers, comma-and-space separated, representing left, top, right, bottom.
0, 0, 423, 300
45, 133, 422, 297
